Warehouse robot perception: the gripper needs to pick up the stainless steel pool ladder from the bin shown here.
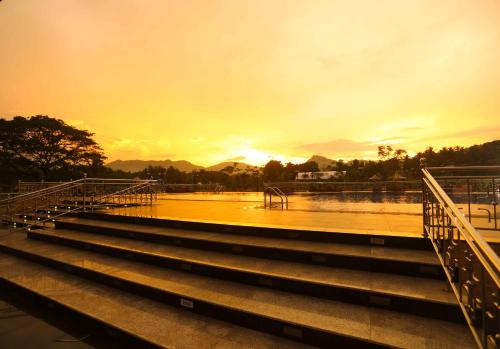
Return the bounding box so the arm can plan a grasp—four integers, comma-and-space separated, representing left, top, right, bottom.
263, 186, 288, 210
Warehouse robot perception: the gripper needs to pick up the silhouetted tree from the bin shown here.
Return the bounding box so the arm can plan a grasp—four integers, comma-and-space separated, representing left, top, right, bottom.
140, 166, 167, 179
263, 160, 284, 182
394, 149, 407, 160
297, 161, 320, 172
377, 145, 393, 160
0, 115, 105, 183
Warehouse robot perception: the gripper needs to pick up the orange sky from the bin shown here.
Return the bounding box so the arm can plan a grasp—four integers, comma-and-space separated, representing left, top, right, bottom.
1, 0, 499, 166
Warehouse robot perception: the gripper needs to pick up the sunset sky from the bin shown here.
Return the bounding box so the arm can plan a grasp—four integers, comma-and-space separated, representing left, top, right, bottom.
1, 0, 499, 166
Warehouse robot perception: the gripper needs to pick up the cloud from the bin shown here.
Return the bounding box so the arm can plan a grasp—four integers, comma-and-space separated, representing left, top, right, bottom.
104, 138, 175, 160
319, 13, 460, 70
296, 139, 374, 155
226, 155, 246, 161
400, 127, 425, 133
157, 153, 176, 158
374, 137, 409, 145
413, 124, 500, 147
443, 125, 500, 139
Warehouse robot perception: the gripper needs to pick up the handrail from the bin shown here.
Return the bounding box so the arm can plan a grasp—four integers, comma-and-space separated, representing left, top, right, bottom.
7, 182, 85, 205
263, 186, 288, 210
273, 187, 289, 209
9, 180, 158, 233
422, 167, 500, 348
264, 180, 421, 193
19, 178, 157, 183
0, 179, 85, 205
89, 181, 156, 206
267, 187, 284, 209
424, 166, 499, 231
430, 175, 500, 180
424, 179, 499, 276
267, 180, 421, 185
423, 168, 500, 279
0, 177, 158, 225
426, 166, 500, 172
4, 178, 157, 206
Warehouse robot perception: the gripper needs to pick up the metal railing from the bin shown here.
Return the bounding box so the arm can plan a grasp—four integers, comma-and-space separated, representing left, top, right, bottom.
263, 186, 288, 210
18, 181, 78, 194
0, 177, 158, 228
0, 193, 20, 200
23, 180, 157, 232
265, 180, 421, 193
425, 166, 499, 231
155, 183, 225, 193
422, 166, 500, 349
0, 179, 85, 223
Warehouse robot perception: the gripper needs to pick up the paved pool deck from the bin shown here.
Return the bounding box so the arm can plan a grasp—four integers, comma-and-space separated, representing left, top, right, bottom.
107, 200, 499, 242
109, 200, 424, 237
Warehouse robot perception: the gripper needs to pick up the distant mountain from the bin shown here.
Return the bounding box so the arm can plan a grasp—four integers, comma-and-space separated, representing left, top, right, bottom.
205, 161, 260, 173
106, 156, 340, 173
307, 155, 336, 170
106, 159, 203, 172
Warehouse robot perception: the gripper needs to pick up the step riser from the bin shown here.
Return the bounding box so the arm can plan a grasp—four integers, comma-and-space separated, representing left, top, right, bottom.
0, 243, 388, 349
56, 220, 444, 279
76, 211, 432, 249
0, 276, 162, 349
28, 231, 462, 323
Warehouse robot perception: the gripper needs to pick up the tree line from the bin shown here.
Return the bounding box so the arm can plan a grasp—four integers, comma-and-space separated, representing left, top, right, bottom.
261, 142, 499, 183
1, 115, 498, 191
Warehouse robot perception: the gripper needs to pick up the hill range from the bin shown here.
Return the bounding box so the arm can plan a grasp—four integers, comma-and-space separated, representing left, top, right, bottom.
106, 155, 334, 173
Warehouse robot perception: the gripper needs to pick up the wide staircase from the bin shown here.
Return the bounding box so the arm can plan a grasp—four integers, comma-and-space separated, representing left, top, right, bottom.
0, 168, 498, 348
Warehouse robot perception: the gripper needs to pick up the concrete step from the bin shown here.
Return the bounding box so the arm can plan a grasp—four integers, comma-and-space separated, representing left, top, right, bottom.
0, 237, 475, 349
27, 228, 460, 321
0, 251, 314, 349
56, 217, 442, 278
76, 212, 432, 249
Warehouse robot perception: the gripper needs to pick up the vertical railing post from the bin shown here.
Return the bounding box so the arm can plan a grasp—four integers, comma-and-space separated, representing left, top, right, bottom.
8, 200, 12, 224
83, 173, 87, 211
492, 177, 498, 230
22, 196, 26, 222
34, 197, 37, 225
467, 178, 471, 223
480, 268, 486, 348
420, 158, 428, 237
